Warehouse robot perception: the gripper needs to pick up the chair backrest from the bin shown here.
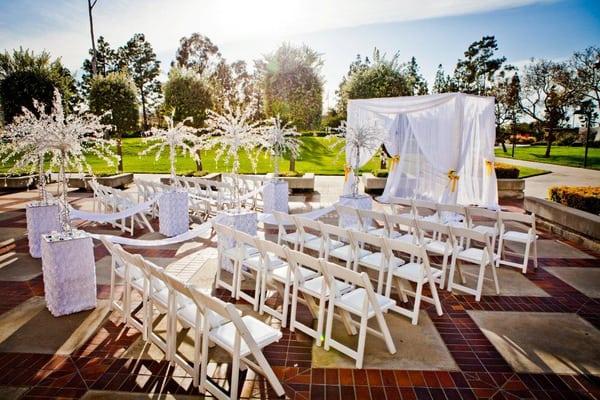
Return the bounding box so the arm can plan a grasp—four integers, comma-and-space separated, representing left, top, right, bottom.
286, 248, 322, 282
110, 242, 147, 277
436, 203, 466, 223
382, 237, 425, 261
255, 238, 287, 266
347, 229, 384, 251
415, 219, 451, 244
162, 270, 192, 298
213, 223, 235, 240
358, 208, 386, 228
319, 221, 350, 242
293, 215, 322, 238
319, 259, 374, 299
498, 211, 536, 229
413, 199, 437, 217
384, 213, 418, 236
466, 206, 498, 223
233, 229, 257, 249
450, 226, 494, 261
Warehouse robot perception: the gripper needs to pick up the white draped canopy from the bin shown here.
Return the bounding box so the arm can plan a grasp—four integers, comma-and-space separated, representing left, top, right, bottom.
346, 93, 498, 208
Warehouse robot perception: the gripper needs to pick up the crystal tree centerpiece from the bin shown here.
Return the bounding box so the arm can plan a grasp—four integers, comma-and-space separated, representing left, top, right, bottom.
329, 120, 381, 198
44, 89, 118, 233
1, 98, 55, 204
204, 102, 265, 212
262, 115, 301, 181
140, 110, 202, 187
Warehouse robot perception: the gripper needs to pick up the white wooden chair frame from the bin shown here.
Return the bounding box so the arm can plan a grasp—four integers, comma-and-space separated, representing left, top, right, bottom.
496, 211, 538, 274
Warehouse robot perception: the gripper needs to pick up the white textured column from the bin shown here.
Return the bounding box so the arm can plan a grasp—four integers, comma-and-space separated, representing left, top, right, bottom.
338, 194, 372, 228
41, 231, 96, 317
26, 203, 61, 258
215, 210, 257, 273
159, 191, 189, 237
263, 181, 289, 213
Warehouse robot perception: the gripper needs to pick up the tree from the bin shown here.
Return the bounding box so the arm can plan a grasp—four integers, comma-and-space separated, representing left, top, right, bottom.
163, 67, 213, 171
569, 46, 600, 111
89, 72, 139, 172
405, 57, 428, 96
432, 64, 458, 93
172, 33, 221, 76
80, 36, 119, 95
453, 35, 506, 95
256, 43, 323, 171
118, 33, 161, 130
519, 59, 577, 157
490, 65, 521, 153
87, 0, 100, 76
0, 48, 77, 123
336, 48, 412, 116
211, 59, 258, 113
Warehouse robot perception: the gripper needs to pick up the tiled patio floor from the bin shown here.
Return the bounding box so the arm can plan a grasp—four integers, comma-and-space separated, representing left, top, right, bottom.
0, 186, 598, 399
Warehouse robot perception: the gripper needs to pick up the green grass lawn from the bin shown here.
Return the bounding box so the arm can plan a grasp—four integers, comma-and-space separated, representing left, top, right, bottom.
495, 145, 600, 170
0, 137, 548, 178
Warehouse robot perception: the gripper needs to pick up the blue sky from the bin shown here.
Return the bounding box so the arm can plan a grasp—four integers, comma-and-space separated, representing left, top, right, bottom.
1, 0, 599, 108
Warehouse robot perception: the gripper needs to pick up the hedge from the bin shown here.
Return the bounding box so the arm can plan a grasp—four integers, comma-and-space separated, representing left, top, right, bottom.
494, 163, 520, 179
549, 186, 600, 215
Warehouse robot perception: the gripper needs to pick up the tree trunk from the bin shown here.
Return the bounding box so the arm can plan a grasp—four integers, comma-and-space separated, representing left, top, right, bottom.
195, 150, 203, 172
88, 0, 97, 76
117, 132, 123, 172
501, 141, 507, 152
140, 89, 148, 130
289, 156, 296, 172
544, 128, 554, 158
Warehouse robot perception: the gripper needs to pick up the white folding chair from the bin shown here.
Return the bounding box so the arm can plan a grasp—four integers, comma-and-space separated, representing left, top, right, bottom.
382, 238, 443, 324
189, 287, 285, 399
320, 221, 370, 269
412, 199, 438, 222
348, 229, 405, 294
384, 213, 420, 243
321, 259, 396, 368
437, 203, 468, 228
357, 208, 388, 237
448, 226, 499, 301
496, 211, 538, 274
415, 219, 456, 289
292, 215, 337, 256
466, 206, 500, 253
140, 258, 172, 358
273, 211, 315, 250
214, 223, 258, 298
334, 204, 362, 231
287, 249, 352, 346
387, 196, 414, 217
234, 230, 263, 311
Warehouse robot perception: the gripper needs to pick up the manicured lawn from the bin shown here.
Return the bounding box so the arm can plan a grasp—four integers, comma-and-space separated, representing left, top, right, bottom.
495, 145, 600, 170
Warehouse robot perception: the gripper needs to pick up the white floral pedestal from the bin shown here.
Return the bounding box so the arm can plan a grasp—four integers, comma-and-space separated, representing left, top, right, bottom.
339, 194, 372, 228
159, 191, 189, 237
41, 230, 96, 317
215, 210, 257, 273
263, 180, 289, 213
26, 202, 61, 258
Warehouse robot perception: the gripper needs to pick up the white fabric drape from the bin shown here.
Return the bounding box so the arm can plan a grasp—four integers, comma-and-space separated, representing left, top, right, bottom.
346, 93, 498, 208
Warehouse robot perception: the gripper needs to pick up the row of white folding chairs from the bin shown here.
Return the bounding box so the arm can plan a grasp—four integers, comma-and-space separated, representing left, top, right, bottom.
272, 208, 501, 302
387, 197, 539, 273
221, 174, 265, 210
214, 223, 398, 369
89, 181, 150, 235
100, 237, 285, 399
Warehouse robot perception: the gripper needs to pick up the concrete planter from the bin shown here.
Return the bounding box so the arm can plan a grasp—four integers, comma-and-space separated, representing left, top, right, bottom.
265, 173, 315, 192
362, 173, 387, 193
497, 178, 525, 200
68, 173, 134, 191
160, 173, 221, 185
0, 175, 38, 190
524, 196, 600, 251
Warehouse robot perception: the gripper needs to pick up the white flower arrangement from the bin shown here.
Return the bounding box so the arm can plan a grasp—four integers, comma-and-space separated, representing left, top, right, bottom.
203, 102, 266, 211
140, 110, 201, 187
262, 115, 301, 180
328, 120, 382, 197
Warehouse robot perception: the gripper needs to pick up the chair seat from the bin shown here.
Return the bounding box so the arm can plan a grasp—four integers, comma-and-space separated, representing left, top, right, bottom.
271, 264, 318, 282
391, 262, 443, 282
151, 287, 169, 308
395, 234, 419, 244
330, 245, 371, 261
366, 227, 387, 237
301, 276, 351, 297
359, 252, 405, 270
418, 214, 440, 223
502, 231, 538, 243
338, 288, 395, 317
244, 254, 284, 270
223, 245, 259, 261
177, 302, 230, 329
425, 240, 454, 255
282, 231, 317, 244
304, 238, 343, 252
457, 248, 497, 264
115, 264, 145, 281
209, 315, 282, 358
473, 225, 497, 237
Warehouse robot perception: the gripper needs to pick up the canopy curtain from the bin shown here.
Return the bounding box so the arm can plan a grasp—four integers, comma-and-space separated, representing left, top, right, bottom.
345, 93, 498, 208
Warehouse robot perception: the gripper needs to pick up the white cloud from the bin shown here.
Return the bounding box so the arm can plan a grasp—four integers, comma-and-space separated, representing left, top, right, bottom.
0, 0, 558, 72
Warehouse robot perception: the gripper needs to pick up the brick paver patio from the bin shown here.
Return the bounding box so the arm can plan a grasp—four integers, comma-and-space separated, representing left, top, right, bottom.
0, 183, 598, 400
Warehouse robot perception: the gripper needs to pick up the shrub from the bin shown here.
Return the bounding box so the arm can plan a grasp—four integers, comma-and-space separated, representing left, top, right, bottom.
372, 169, 389, 178
494, 163, 520, 179
180, 170, 209, 177
549, 186, 600, 215
278, 170, 303, 177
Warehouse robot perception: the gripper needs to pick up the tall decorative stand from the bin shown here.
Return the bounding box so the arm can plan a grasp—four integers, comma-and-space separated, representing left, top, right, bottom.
26, 202, 61, 258
159, 190, 189, 237
216, 210, 257, 272
263, 180, 289, 213
41, 230, 96, 317
338, 194, 372, 228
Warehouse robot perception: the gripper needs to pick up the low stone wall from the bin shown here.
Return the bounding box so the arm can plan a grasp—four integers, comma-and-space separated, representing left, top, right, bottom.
266, 173, 315, 192
497, 179, 525, 200
362, 173, 386, 193
159, 173, 221, 185
0, 175, 37, 190
524, 196, 600, 251
68, 173, 134, 190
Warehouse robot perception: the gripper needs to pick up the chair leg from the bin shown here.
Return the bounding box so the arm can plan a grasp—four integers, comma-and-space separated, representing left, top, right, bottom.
355, 316, 369, 369
522, 241, 531, 274
323, 297, 336, 351
411, 280, 424, 325
447, 256, 457, 293
429, 278, 443, 316
374, 309, 396, 355
490, 260, 500, 295
533, 239, 538, 270
475, 261, 486, 302
439, 252, 449, 289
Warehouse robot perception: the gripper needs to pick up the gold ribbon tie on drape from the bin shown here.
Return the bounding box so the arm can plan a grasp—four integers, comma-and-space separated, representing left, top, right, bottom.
344, 165, 352, 182
447, 169, 459, 192
389, 155, 400, 171
485, 159, 494, 176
